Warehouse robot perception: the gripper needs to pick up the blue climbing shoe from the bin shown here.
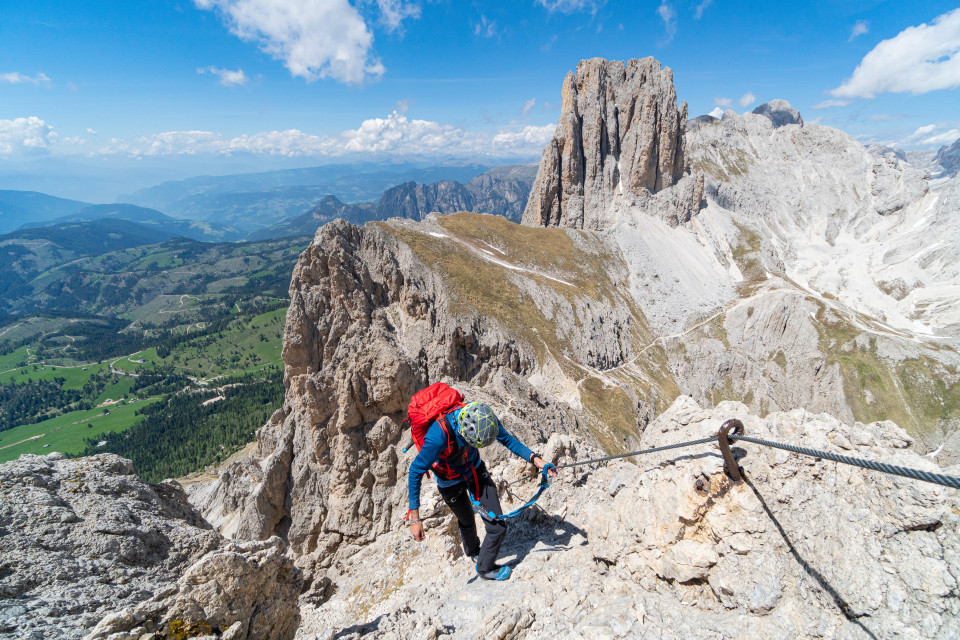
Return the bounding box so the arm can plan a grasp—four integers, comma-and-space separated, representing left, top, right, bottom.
477, 565, 512, 581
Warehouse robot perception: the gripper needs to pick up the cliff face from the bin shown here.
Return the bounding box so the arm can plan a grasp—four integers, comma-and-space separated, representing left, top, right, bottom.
522, 57, 703, 230
0, 454, 300, 640
190, 215, 626, 579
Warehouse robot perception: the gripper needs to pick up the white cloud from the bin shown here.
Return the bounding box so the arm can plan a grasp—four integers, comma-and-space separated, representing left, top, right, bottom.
474, 14, 497, 38
491, 124, 556, 149
708, 106, 724, 118
536, 0, 603, 14
520, 98, 536, 116
0, 117, 57, 154
194, 0, 390, 84
911, 124, 937, 137
0, 72, 52, 86
849, 20, 869, 41
198, 65, 249, 86
88, 111, 555, 159
921, 128, 960, 145
693, 0, 711, 20
713, 96, 732, 108
738, 92, 756, 108
831, 8, 960, 99
376, 0, 419, 32
812, 99, 851, 109
657, 0, 676, 43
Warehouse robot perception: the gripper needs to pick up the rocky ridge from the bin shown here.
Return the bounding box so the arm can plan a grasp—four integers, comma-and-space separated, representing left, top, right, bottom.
296, 396, 960, 639
0, 453, 300, 640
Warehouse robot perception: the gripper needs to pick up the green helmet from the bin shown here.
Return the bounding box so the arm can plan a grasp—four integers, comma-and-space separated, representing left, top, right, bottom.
457, 402, 499, 448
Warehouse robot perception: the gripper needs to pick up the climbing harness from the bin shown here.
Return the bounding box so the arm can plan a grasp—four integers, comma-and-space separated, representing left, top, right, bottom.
467, 463, 557, 523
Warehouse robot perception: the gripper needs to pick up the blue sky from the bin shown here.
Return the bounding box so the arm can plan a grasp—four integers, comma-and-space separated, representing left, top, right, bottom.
2, 0, 959, 180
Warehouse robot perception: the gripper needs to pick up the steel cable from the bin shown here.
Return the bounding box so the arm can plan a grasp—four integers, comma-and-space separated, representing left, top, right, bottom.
728, 434, 960, 490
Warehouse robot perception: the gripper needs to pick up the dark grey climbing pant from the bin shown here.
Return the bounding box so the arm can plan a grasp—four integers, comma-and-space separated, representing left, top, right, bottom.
438, 465, 506, 573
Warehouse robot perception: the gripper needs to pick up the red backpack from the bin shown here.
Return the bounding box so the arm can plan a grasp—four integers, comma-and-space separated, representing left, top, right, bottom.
406, 382, 467, 479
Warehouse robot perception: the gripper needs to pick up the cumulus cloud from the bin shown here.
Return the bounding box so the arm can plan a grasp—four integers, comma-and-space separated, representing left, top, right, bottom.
738, 92, 756, 108
921, 128, 960, 145
693, 0, 711, 20
0, 72, 52, 86
536, 0, 603, 14
657, 0, 676, 43
831, 8, 960, 99
713, 97, 732, 108
849, 20, 869, 41
708, 106, 724, 118
198, 66, 249, 86
0, 117, 57, 154
194, 0, 389, 84
895, 123, 960, 147
491, 124, 556, 149
88, 111, 554, 159
812, 99, 851, 109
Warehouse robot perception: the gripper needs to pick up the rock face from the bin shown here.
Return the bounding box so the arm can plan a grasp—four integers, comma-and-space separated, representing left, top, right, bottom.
296, 396, 960, 639
522, 57, 703, 230
936, 138, 960, 176
751, 99, 803, 128
190, 215, 594, 580
0, 453, 300, 640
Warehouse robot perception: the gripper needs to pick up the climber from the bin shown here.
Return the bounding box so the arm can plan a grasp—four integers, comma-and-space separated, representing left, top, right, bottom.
406, 392, 557, 581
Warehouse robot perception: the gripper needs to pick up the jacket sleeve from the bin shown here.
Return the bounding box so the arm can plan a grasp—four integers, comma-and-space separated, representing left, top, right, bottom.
496, 419, 534, 462
407, 422, 447, 511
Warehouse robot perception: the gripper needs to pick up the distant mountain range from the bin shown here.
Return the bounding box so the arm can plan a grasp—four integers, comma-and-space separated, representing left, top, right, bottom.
249, 164, 538, 240
20, 203, 242, 242
0, 165, 536, 248
0, 190, 89, 235
122, 163, 495, 234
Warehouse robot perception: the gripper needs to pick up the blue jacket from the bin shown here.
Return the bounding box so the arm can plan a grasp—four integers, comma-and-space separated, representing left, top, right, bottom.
407, 406, 533, 510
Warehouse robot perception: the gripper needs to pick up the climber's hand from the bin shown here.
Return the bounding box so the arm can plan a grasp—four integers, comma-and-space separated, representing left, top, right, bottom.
409, 520, 425, 541
533, 457, 558, 478
408, 509, 425, 541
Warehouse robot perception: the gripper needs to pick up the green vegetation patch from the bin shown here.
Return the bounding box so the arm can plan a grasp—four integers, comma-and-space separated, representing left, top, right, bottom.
812, 302, 960, 436
81, 370, 283, 482
0, 397, 160, 463
730, 223, 766, 296
579, 377, 639, 455
385, 213, 640, 372
160, 308, 284, 379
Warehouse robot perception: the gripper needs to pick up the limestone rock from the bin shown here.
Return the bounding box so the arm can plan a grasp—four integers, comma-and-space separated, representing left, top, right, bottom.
751, 99, 803, 128
295, 396, 960, 640
0, 453, 300, 640
935, 137, 960, 176
522, 57, 702, 230
190, 217, 583, 577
